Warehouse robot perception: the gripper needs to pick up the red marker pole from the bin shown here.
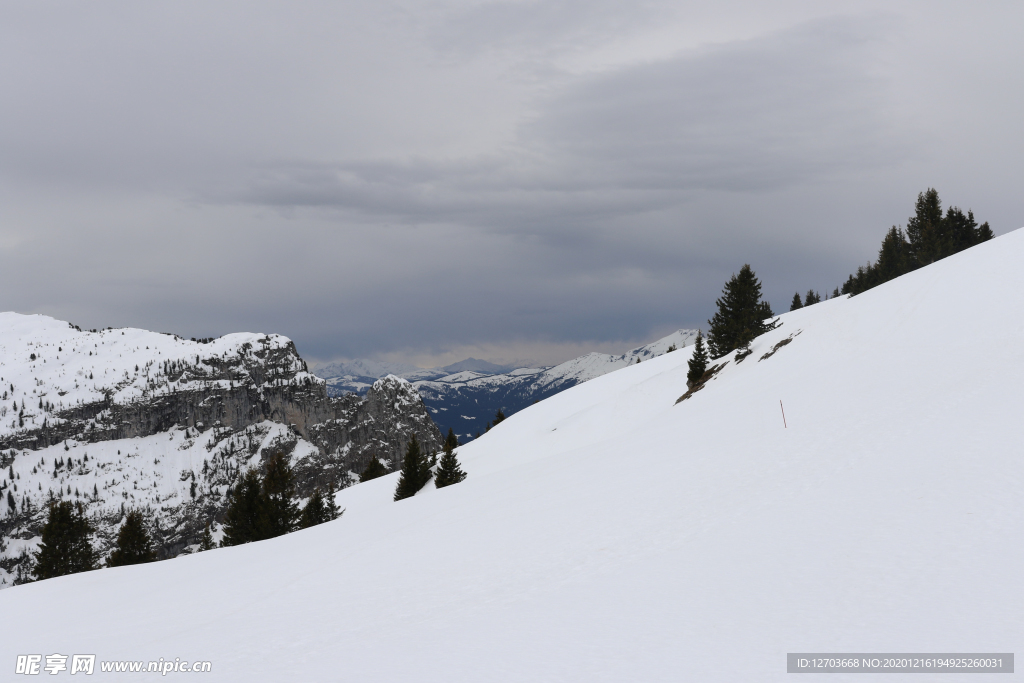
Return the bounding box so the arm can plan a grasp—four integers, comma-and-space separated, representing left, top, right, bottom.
780, 400, 787, 428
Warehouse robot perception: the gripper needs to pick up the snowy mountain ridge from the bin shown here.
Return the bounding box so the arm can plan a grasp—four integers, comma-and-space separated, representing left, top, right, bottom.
0, 314, 441, 584
320, 328, 699, 438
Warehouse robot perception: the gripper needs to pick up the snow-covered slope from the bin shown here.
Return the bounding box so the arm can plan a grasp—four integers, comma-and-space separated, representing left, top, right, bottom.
4, 230, 1023, 681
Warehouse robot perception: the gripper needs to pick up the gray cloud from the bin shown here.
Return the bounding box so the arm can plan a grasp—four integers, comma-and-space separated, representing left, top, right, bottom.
420, 0, 678, 61
229, 16, 908, 229
0, 3, 1021, 366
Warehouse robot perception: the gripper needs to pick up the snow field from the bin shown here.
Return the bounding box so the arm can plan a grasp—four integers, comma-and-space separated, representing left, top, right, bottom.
3, 229, 1023, 681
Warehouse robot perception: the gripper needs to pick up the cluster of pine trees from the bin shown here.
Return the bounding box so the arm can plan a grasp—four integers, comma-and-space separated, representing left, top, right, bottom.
790, 289, 833, 311
393, 429, 466, 501
839, 189, 991, 296
221, 451, 341, 546
25, 451, 349, 583
788, 189, 993, 302
689, 189, 993, 374
30, 502, 158, 582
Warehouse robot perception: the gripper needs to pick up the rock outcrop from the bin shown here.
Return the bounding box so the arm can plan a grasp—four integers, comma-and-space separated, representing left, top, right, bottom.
0, 313, 441, 585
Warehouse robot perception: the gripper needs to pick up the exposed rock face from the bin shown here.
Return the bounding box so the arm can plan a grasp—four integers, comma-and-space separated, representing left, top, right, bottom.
0, 313, 441, 585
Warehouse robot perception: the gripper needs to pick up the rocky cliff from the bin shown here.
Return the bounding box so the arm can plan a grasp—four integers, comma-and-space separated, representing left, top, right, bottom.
0, 313, 441, 585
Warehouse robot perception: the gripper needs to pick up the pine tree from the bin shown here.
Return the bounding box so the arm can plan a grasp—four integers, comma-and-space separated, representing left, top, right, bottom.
33, 501, 97, 580
492, 409, 506, 426
840, 190, 993, 298
394, 435, 432, 501
259, 451, 299, 538
299, 485, 341, 528
106, 509, 156, 567
359, 456, 388, 482
325, 482, 341, 521
804, 290, 821, 307
299, 488, 329, 528
873, 226, 911, 284
686, 329, 709, 387
199, 523, 215, 551
789, 293, 803, 311
434, 434, 467, 489
706, 265, 776, 358
220, 469, 264, 546
906, 188, 944, 266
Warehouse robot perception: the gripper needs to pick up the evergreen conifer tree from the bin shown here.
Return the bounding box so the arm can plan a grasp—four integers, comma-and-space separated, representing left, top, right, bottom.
686, 329, 709, 387
839, 189, 993, 298
434, 434, 467, 489
299, 485, 342, 528
492, 409, 506, 426
325, 482, 341, 521
906, 188, 944, 266
394, 435, 432, 501
220, 469, 264, 546
259, 452, 299, 539
804, 290, 821, 306
872, 226, 911, 284
789, 293, 803, 311
706, 265, 776, 358
199, 523, 215, 551
300, 488, 330, 528
33, 501, 97, 580
106, 509, 156, 567
359, 456, 388, 482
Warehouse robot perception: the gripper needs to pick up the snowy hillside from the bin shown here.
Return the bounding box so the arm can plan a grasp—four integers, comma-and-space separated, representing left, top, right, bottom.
0, 314, 314, 444
4, 229, 1023, 681
0, 315, 441, 584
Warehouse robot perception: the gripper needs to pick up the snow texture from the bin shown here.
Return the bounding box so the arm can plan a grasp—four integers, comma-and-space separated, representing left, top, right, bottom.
3, 231, 1023, 681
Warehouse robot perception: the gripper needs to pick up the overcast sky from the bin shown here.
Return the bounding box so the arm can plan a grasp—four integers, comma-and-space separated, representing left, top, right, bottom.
1, 1, 1021, 368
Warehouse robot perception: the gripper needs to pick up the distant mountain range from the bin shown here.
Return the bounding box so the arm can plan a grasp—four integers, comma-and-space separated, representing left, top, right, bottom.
314, 330, 697, 441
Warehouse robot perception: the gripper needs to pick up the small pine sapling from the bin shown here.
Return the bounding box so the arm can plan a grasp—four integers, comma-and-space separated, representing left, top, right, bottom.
394, 435, 432, 501
686, 330, 709, 388
199, 523, 215, 551
434, 432, 467, 489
